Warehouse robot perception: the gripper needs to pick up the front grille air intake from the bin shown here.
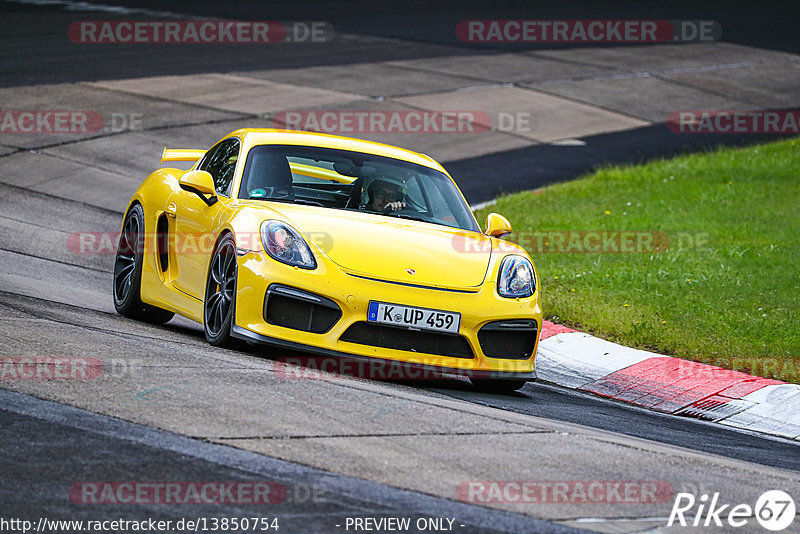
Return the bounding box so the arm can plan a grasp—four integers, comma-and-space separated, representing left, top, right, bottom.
340, 322, 474, 359
263, 285, 341, 334
477, 320, 538, 359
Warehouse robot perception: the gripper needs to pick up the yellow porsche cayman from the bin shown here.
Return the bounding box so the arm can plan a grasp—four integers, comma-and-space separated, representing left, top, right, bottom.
113, 129, 542, 392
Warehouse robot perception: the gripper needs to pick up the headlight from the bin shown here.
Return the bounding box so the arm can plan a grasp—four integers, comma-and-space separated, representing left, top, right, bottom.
260, 220, 317, 270
497, 255, 535, 298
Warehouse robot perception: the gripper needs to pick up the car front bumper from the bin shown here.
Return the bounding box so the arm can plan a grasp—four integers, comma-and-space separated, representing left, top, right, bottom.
233, 251, 542, 379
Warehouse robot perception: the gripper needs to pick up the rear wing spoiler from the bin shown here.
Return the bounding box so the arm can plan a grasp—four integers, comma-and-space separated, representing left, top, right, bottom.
161, 148, 206, 164
289, 162, 356, 184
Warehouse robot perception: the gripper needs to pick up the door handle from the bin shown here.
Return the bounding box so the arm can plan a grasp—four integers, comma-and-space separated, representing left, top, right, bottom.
166, 202, 177, 218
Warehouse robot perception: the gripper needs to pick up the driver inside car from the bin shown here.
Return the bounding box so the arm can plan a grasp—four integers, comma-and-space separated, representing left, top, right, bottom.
366, 176, 407, 212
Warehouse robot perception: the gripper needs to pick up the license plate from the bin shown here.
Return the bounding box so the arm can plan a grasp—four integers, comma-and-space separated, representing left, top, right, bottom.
367, 301, 460, 334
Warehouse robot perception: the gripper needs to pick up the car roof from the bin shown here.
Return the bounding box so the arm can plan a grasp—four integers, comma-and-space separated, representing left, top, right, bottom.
226, 128, 448, 175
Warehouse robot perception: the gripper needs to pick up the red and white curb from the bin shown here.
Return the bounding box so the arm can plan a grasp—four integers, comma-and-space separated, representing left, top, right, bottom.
536, 321, 800, 441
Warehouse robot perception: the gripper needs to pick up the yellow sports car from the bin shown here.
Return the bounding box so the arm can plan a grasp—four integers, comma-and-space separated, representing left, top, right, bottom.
113, 129, 541, 392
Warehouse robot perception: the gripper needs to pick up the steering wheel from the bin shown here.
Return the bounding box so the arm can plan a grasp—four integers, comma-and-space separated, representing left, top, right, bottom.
383, 203, 410, 214
383, 204, 428, 221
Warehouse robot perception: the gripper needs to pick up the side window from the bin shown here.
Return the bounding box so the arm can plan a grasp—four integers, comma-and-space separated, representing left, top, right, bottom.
198, 138, 240, 196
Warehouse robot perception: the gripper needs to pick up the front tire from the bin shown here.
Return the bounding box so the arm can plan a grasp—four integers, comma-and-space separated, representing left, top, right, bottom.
113, 204, 174, 324
204, 232, 237, 346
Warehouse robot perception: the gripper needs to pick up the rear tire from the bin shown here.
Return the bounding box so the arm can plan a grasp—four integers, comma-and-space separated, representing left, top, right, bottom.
471, 378, 527, 394
204, 233, 237, 347
112, 204, 174, 324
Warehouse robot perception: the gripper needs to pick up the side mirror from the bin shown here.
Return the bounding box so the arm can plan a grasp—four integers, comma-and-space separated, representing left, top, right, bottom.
179, 170, 218, 206
484, 213, 512, 238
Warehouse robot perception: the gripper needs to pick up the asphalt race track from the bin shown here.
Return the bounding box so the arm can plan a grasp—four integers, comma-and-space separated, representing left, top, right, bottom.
1, 2, 799, 533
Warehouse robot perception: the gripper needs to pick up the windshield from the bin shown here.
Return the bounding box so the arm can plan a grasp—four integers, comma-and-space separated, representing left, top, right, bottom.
237, 145, 480, 232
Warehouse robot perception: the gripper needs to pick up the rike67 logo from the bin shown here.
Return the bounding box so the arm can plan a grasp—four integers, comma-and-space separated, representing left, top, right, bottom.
669, 490, 795, 531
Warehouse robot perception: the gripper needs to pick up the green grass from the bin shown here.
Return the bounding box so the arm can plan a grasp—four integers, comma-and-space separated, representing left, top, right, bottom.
476, 138, 800, 383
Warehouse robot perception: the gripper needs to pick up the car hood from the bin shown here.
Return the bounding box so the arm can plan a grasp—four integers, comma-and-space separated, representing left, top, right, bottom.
262, 204, 492, 288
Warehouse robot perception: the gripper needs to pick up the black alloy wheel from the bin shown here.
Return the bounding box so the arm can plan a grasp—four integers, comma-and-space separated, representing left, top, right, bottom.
204, 233, 237, 346
113, 203, 174, 324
